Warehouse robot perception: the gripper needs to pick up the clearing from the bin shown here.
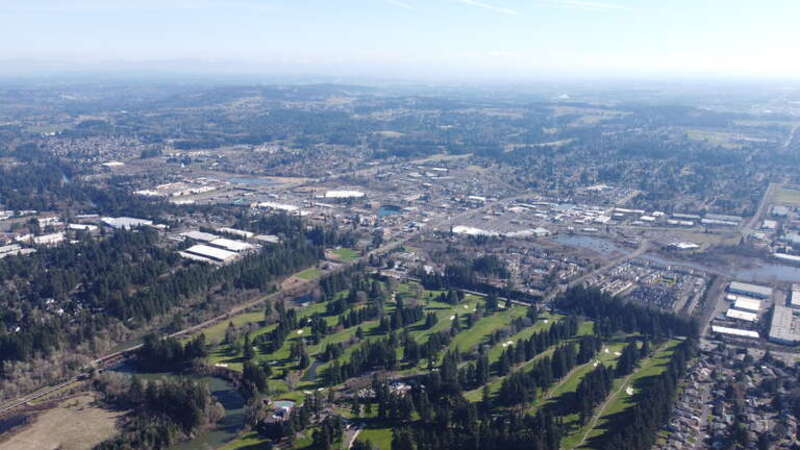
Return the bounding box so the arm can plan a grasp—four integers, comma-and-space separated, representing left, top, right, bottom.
0, 394, 122, 450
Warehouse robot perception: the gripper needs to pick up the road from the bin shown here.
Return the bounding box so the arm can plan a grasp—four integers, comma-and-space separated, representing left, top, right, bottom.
0, 185, 523, 417
741, 182, 779, 239
782, 123, 800, 151
0, 231, 417, 417
545, 239, 650, 301
0, 185, 547, 417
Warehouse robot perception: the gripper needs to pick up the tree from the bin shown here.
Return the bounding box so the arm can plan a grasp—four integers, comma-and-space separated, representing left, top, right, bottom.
392, 427, 415, 450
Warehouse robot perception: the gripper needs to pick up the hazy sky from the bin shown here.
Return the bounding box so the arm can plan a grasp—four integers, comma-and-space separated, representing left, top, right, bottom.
2, 0, 799, 80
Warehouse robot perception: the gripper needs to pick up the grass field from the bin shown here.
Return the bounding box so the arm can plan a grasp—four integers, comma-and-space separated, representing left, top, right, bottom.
565, 339, 683, 449
201, 311, 265, 343
218, 431, 269, 450
330, 247, 360, 262
206, 280, 596, 450
445, 305, 527, 354
686, 129, 745, 149
295, 268, 323, 280
775, 186, 800, 206
0, 394, 122, 450
356, 427, 393, 449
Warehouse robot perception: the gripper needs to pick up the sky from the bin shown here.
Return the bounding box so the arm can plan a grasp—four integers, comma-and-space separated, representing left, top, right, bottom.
1, 0, 799, 80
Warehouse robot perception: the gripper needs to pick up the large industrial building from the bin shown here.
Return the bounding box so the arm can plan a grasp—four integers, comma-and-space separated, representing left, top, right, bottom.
728, 281, 773, 299
180, 230, 219, 242
711, 325, 759, 340
726, 309, 757, 322
769, 305, 800, 345
733, 297, 761, 313
183, 244, 239, 264
102, 217, 154, 230
209, 238, 256, 253
178, 229, 258, 264
792, 286, 800, 309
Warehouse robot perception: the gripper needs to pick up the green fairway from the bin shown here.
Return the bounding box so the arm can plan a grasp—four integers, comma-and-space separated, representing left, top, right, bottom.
357, 427, 393, 450
484, 313, 561, 363
566, 339, 682, 449
201, 311, 265, 343
330, 247, 360, 262
295, 267, 322, 280
219, 431, 269, 450
446, 305, 527, 354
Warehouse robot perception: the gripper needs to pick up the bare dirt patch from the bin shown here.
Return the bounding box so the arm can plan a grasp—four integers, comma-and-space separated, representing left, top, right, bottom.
0, 394, 123, 450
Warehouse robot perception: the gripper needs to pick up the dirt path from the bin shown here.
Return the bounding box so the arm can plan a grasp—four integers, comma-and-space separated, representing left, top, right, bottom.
572, 372, 635, 450
346, 426, 363, 449
570, 343, 668, 450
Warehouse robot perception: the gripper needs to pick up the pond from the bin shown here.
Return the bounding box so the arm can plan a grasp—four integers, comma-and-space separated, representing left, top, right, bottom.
112, 364, 246, 450
551, 234, 630, 256
641, 253, 800, 284
378, 204, 402, 218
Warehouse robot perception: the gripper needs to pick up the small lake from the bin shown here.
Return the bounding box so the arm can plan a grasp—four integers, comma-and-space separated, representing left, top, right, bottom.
112, 364, 246, 450
551, 234, 630, 255
378, 204, 402, 218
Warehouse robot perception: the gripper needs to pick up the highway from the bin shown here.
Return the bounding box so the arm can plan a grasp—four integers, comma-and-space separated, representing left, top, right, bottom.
741, 182, 779, 239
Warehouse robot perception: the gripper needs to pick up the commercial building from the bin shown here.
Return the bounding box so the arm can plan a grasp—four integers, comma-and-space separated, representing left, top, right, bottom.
669, 242, 700, 251
774, 253, 800, 265
181, 230, 219, 242
33, 232, 65, 246
0, 244, 35, 259
772, 205, 790, 217
728, 281, 773, 299
184, 244, 238, 264
209, 238, 256, 253
254, 202, 300, 213
324, 190, 365, 199
68, 223, 99, 232
726, 309, 758, 322
711, 325, 759, 339
177, 251, 217, 264
769, 305, 800, 345
255, 234, 281, 245
791, 287, 800, 309
102, 217, 154, 230
218, 227, 255, 239
733, 297, 761, 313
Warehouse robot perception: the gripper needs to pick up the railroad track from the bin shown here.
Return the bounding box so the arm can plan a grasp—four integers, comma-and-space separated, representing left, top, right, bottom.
0, 189, 529, 417
0, 235, 414, 417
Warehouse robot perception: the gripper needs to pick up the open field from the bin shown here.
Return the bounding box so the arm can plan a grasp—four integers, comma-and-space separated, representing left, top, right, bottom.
0, 395, 122, 450
686, 129, 745, 148
295, 268, 323, 281
330, 247, 360, 262
356, 427, 393, 449
219, 431, 269, 450
774, 186, 800, 206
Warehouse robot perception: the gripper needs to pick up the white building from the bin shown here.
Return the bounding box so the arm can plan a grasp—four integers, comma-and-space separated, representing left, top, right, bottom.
324, 190, 365, 199
102, 217, 154, 230
711, 325, 759, 339
209, 238, 256, 253
184, 244, 238, 263
181, 230, 220, 242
